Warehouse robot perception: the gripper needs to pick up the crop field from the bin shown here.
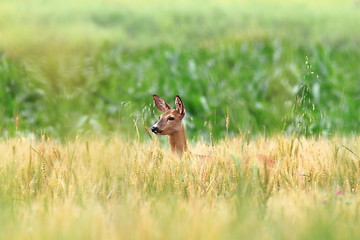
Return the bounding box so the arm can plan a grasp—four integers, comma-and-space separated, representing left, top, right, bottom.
1, 136, 360, 239
1, 0, 359, 139
1, 0, 360, 239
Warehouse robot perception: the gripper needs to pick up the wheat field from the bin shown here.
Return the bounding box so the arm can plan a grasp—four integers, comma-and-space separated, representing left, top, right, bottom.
1, 0, 359, 238
1, 135, 359, 239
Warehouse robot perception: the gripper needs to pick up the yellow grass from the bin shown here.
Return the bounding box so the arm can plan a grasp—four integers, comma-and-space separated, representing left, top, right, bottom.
0, 135, 359, 239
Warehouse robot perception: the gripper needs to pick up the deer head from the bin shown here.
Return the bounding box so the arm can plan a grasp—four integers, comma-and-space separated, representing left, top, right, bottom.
151, 95, 186, 135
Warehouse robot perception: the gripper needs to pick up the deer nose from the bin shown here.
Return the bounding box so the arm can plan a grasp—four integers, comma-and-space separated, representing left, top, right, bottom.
151, 126, 159, 133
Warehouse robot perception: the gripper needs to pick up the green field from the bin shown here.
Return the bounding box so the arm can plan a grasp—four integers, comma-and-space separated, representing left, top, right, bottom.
1, 0, 359, 139
1, 0, 360, 239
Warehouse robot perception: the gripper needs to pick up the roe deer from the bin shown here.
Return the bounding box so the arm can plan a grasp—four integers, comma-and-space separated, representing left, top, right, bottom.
151, 95, 189, 156
150, 95, 275, 166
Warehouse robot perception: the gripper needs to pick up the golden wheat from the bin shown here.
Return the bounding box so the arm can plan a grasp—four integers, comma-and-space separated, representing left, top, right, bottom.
0, 135, 359, 239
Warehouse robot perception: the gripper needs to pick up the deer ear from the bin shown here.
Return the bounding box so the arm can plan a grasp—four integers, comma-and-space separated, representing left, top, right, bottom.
153, 95, 171, 112
175, 95, 185, 116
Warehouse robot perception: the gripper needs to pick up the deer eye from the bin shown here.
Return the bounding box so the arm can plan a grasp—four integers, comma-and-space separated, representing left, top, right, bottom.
168, 117, 175, 121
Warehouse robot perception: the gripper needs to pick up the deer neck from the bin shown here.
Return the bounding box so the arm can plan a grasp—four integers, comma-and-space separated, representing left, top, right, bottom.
168, 124, 188, 155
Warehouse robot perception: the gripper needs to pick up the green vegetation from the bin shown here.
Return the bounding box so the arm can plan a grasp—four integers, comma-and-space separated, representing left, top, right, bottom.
0, 0, 359, 139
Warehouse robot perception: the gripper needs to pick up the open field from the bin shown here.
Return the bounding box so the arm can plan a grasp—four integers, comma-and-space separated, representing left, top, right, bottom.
1, 1, 360, 238
1, 136, 360, 239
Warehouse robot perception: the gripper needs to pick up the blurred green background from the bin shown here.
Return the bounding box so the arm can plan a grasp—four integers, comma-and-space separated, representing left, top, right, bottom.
0, 0, 359, 140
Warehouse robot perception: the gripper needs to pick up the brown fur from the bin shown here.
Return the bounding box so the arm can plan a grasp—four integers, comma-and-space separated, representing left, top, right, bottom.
151, 95, 189, 156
